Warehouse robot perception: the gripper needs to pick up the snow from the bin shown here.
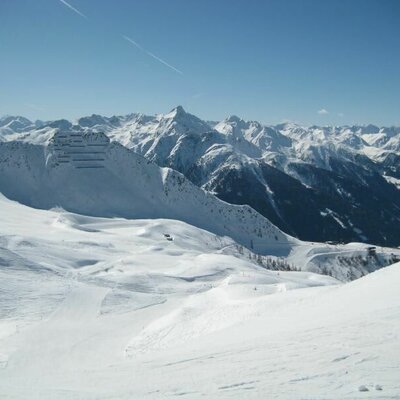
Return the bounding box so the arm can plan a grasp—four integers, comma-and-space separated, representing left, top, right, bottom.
384, 174, 400, 189
0, 108, 399, 397
320, 208, 347, 229
0, 131, 296, 256
0, 195, 399, 399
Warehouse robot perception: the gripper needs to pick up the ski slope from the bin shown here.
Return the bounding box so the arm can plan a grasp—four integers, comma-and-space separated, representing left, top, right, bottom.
0, 195, 399, 399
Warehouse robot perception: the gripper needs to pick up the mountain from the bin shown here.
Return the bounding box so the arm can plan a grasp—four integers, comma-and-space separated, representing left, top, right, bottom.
1, 128, 399, 282
0, 116, 35, 137
1, 107, 399, 246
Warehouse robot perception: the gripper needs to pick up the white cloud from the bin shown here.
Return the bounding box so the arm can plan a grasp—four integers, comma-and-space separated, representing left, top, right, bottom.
59, 0, 88, 19
123, 35, 183, 75
318, 108, 329, 115
338, 112, 344, 117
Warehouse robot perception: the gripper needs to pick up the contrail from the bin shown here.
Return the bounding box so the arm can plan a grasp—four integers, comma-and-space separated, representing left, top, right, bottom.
59, 0, 88, 19
145, 50, 183, 75
123, 35, 183, 75
122, 35, 144, 51
56, 3, 183, 76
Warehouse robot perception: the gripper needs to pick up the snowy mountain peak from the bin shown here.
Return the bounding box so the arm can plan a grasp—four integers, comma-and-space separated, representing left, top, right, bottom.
77, 114, 109, 128
355, 124, 380, 134
46, 119, 73, 130
162, 106, 200, 124
0, 115, 34, 134
156, 106, 211, 136
226, 115, 243, 124
0, 115, 32, 127
164, 105, 186, 119
215, 116, 247, 136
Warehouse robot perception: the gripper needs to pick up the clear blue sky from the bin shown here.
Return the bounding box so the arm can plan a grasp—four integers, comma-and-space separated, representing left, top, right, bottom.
1, 0, 399, 125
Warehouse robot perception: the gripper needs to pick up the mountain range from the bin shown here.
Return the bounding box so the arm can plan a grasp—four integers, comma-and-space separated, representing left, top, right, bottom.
1, 107, 399, 247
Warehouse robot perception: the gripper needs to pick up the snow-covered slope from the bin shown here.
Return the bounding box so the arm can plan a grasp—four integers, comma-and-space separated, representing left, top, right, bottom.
0, 195, 399, 399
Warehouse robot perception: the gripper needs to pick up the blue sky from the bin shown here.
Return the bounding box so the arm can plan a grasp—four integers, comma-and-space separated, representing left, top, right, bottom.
0, 0, 399, 125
